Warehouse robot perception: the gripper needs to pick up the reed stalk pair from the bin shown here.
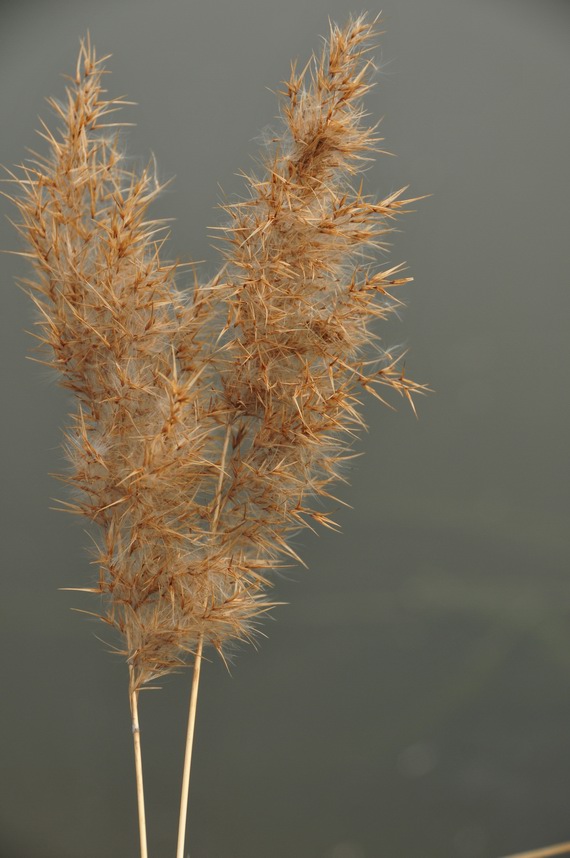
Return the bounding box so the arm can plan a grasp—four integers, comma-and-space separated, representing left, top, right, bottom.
8, 14, 425, 857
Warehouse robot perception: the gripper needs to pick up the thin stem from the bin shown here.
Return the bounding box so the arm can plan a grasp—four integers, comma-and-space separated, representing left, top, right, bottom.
212, 421, 232, 530
502, 844, 570, 858
129, 670, 149, 858
175, 418, 228, 857
175, 636, 204, 858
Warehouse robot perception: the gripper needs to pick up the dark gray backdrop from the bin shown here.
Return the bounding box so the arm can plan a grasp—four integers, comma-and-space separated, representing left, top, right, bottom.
1, 1, 569, 856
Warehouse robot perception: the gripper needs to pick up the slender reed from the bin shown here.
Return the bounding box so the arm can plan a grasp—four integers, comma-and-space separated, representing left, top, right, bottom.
502, 844, 570, 858
176, 636, 203, 858
8, 15, 423, 855
129, 667, 148, 858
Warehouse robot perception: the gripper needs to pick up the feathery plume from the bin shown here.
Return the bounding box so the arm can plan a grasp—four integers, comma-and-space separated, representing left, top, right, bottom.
9, 17, 424, 690
201, 13, 426, 587
9, 16, 424, 857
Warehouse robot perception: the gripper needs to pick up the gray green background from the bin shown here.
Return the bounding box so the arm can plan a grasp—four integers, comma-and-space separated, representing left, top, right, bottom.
1, 1, 569, 856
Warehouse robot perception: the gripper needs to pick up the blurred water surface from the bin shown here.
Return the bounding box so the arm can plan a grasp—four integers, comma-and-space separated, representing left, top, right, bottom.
1, 1, 569, 856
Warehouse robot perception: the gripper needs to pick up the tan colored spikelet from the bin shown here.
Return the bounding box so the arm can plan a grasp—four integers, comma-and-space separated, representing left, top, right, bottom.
206, 14, 427, 566
10, 17, 424, 692
8, 36, 264, 690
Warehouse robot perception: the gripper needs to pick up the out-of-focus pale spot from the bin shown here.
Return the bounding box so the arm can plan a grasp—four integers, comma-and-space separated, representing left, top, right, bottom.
397, 741, 438, 777
328, 841, 365, 858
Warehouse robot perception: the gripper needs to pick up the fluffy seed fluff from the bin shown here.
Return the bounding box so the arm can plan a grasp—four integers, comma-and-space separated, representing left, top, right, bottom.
8, 15, 425, 691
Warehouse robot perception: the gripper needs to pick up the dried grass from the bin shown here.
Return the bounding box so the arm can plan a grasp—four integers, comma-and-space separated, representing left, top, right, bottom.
7, 15, 424, 855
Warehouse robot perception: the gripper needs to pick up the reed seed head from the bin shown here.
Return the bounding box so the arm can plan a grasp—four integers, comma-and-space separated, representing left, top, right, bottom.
9, 16, 425, 691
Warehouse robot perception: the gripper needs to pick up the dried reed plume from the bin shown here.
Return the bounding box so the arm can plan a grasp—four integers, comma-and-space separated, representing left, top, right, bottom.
8, 14, 424, 856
